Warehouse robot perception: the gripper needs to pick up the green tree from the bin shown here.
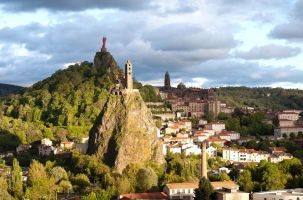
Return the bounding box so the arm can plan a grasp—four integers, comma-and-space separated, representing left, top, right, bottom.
136, 167, 158, 192
238, 170, 254, 192
82, 189, 112, 200
26, 160, 57, 199
72, 173, 91, 193
194, 177, 214, 200
9, 158, 23, 199
261, 163, 286, 191
0, 174, 13, 200
50, 166, 68, 183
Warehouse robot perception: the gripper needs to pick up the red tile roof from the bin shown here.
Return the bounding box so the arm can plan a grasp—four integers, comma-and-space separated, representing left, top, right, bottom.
120, 192, 168, 199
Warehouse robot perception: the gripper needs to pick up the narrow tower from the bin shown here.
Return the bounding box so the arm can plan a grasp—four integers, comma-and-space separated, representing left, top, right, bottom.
164, 71, 171, 90
201, 141, 207, 178
125, 60, 133, 89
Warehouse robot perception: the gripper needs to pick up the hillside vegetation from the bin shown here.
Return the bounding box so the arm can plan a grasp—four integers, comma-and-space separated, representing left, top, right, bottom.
0, 83, 23, 97
215, 87, 303, 111
0, 58, 160, 148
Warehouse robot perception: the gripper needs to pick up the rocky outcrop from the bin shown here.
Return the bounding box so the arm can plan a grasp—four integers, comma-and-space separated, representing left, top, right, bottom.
94, 51, 121, 76
87, 90, 165, 173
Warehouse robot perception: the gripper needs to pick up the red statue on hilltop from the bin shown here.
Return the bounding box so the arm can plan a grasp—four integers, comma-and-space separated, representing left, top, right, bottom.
101, 36, 107, 52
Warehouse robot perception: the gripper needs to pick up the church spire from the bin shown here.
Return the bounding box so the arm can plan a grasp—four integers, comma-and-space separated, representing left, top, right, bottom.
164, 71, 171, 90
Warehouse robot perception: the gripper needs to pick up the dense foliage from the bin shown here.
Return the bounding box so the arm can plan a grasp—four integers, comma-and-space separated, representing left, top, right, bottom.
237, 158, 303, 192
215, 86, 303, 111
0, 61, 160, 145
217, 111, 274, 136
0, 83, 23, 97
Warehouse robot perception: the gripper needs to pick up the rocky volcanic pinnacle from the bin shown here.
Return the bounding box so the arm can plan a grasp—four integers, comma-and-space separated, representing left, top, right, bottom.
87, 90, 165, 173
87, 51, 165, 173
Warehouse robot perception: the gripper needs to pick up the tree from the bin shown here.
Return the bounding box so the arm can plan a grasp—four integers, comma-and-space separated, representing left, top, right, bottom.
82, 190, 112, 200
238, 170, 254, 192
28, 160, 47, 186
0, 174, 13, 200
194, 177, 214, 200
261, 163, 286, 191
136, 167, 158, 192
72, 173, 91, 193
289, 132, 296, 140
26, 160, 57, 199
9, 158, 23, 199
50, 166, 68, 183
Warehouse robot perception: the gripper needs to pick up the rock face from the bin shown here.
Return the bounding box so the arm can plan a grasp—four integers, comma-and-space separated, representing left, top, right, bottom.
94, 51, 122, 76
87, 90, 165, 173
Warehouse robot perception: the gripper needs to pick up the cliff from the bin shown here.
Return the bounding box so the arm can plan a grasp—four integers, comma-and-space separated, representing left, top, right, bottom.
94, 51, 122, 77
87, 90, 165, 173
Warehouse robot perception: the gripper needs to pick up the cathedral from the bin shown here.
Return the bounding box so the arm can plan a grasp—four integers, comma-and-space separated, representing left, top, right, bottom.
157, 72, 221, 117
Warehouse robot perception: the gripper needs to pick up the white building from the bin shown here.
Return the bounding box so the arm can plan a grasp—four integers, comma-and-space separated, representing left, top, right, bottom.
163, 181, 242, 200
38, 145, 55, 156
206, 146, 217, 158
198, 119, 208, 126
253, 188, 303, 200
16, 144, 31, 154
222, 148, 270, 163
205, 122, 225, 133
269, 152, 293, 163
41, 138, 52, 146
278, 119, 296, 127
277, 111, 300, 121
183, 144, 201, 156
192, 133, 209, 143
274, 126, 303, 138
219, 131, 240, 141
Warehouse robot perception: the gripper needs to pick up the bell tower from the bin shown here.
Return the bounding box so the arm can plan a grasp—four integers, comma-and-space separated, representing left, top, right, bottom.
164, 71, 171, 90
125, 60, 133, 89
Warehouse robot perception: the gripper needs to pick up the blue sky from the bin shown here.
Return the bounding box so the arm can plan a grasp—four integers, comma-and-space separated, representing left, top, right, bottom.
0, 0, 302, 88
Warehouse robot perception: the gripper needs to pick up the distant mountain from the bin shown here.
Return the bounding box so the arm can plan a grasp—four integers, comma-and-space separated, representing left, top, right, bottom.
215, 86, 303, 111
0, 83, 24, 97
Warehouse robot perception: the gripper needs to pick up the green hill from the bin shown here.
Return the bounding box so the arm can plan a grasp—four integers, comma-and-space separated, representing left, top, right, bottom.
215, 86, 303, 111
0, 83, 23, 97
0, 52, 160, 148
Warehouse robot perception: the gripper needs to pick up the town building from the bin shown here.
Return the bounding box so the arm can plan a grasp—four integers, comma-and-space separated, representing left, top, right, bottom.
222, 147, 292, 163
215, 188, 249, 200
219, 131, 240, 141
60, 141, 75, 150
41, 138, 52, 146
252, 188, 303, 200
38, 145, 57, 156
206, 146, 217, 158
207, 138, 227, 147
277, 111, 300, 121
157, 72, 222, 117
163, 181, 242, 200
16, 144, 31, 154
274, 126, 303, 138
163, 182, 197, 199
222, 148, 270, 163
205, 122, 225, 133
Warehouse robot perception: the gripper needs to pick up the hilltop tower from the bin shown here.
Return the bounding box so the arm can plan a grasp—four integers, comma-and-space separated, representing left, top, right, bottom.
201, 141, 208, 178
125, 60, 133, 89
164, 71, 171, 90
